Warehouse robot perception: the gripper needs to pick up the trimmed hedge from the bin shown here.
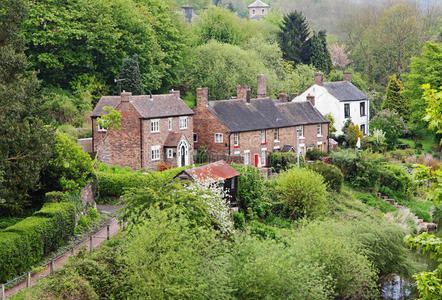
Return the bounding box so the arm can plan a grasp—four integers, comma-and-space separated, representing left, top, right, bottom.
0, 202, 75, 282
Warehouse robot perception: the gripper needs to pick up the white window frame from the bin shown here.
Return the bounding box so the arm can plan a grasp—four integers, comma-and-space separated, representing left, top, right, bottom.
179, 117, 187, 130
261, 148, 267, 167
297, 125, 304, 138
274, 128, 279, 142
234, 151, 240, 155
97, 122, 107, 132
244, 150, 250, 165
252, 9, 255, 15
261, 130, 266, 144
167, 148, 174, 159
231, 178, 235, 189
317, 124, 322, 137
215, 133, 223, 143
234, 133, 239, 147
168, 118, 172, 131
193, 133, 198, 143
151, 119, 160, 133
151, 145, 160, 161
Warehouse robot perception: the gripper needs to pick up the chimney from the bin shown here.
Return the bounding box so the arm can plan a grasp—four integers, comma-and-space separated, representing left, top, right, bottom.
307, 94, 315, 106
237, 85, 251, 102
279, 92, 289, 102
291, 93, 298, 100
182, 6, 193, 24
196, 87, 208, 108
170, 89, 180, 99
314, 72, 323, 86
257, 74, 267, 98
343, 72, 352, 82
121, 91, 132, 102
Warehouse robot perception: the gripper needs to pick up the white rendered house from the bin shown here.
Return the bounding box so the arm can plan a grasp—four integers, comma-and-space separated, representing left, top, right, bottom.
293, 72, 369, 136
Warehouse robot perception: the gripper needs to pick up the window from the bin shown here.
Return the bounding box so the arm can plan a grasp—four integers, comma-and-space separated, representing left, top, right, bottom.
261, 130, 266, 144
262, 8, 265, 14
215, 133, 223, 143
244, 151, 250, 165
317, 124, 322, 136
297, 125, 304, 138
261, 149, 267, 166
151, 146, 160, 161
252, 9, 255, 15
179, 117, 187, 129
168, 118, 172, 131
234, 133, 239, 147
97, 122, 107, 132
193, 133, 198, 143
344, 103, 350, 118
151, 119, 159, 133
231, 178, 235, 189
167, 148, 174, 158
360, 102, 366, 116
274, 128, 279, 142
360, 124, 366, 135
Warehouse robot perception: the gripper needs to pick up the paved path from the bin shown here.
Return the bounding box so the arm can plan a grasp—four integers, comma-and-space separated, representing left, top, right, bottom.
4, 206, 122, 299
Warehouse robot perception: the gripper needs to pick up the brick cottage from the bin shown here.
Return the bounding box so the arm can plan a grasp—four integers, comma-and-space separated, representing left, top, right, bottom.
193, 75, 330, 167
91, 91, 194, 170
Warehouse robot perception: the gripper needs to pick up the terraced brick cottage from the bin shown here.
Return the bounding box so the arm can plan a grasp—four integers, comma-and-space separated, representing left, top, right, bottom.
91, 91, 194, 170
193, 75, 330, 167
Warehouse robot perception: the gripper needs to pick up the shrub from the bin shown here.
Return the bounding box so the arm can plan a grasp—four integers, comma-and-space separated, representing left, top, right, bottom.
233, 211, 245, 230
358, 194, 397, 213
379, 164, 413, 199
306, 148, 325, 161
98, 172, 151, 198
307, 162, 344, 192
370, 110, 407, 150
268, 152, 297, 172
0, 202, 75, 282
276, 168, 328, 219
231, 164, 271, 219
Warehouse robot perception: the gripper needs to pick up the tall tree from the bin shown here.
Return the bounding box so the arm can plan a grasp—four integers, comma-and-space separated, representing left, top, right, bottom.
278, 11, 310, 65
0, 0, 54, 216
383, 74, 409, 121
307, 30, 332, 74
119, 55, 144, 95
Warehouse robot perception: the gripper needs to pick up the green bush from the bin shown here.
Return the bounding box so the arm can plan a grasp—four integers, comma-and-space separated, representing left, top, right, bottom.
379, 164, 413, 199
306, 148, 325, 161
307, 162, 344, 192
233, 211, 245, 230
0, 202, 75, 282
358, 194, 397, 213
276, 168, 328, 219
98, 172, 151, 198
268, 152, 297, 172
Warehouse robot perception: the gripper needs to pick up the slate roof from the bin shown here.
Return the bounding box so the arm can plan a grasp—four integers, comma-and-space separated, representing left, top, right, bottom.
91, 94, 194, 118
323, 81, 368, 102
248, 0, 270, 8
208, 98, 329, 133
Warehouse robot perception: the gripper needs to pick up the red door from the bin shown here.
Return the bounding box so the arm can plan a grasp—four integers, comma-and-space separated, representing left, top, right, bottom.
254, 154, 259, 167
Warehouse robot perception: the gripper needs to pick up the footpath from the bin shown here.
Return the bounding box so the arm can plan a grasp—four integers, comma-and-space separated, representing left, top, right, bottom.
3, 205, 123, 299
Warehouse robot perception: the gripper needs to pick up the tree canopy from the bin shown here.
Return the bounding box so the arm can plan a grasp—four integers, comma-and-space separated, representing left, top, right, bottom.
278, 11, 310, 65
383, 74, 409, 121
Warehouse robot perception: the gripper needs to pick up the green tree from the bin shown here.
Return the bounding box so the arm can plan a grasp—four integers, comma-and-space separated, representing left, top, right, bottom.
422, 84, 442, 146
119, 55, 144, 95
307, 30, 332, 74
383, 74, 409, 121
0, 0, 55, 216
403, 42, 442, 138
370, 110, 407, 150
278, 11, 310, 65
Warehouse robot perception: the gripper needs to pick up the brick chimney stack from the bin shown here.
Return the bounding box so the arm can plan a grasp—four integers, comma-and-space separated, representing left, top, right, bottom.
121, 91, 132, 102
343, 72, 352, 82
279, 92, 289, 102
307, 94, 315, 106
314, 72, 323, 86
257, 74, 267, 98
196, 87, 208, 108
170, 89, 180, 99
237, 85, 251, 102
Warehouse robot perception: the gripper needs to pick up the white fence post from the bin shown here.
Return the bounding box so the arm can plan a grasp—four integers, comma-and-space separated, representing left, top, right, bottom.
90, 236, 93, 252
26, 272, 31, 287
1, 283, 5, 300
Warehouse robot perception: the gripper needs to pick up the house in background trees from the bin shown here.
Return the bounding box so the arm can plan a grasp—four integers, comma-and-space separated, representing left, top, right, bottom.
91, 91, 194, 170
248, 0, 270, 20
293, 72, 369, 136
193, 75, 330, 168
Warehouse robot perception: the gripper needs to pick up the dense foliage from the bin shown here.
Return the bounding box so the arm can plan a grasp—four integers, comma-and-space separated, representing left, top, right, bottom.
383, 74, 409, 121
307, 162, 343, 192
370, 110, 408, 150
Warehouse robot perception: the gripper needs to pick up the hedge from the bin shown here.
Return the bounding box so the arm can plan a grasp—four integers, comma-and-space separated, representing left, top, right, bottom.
307, 162, 344, 192
0, 202, 75, 282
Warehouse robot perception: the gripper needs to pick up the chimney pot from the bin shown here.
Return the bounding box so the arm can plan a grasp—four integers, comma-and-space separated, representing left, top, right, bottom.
314, 72, 323, 86
121, 91, 132, 102
170, 89, 180, 99
343, 72, 352, 82
237, 85, 251, 102
257, 74, 267, 98
196, 87, 209, 108
279, 93, 289, 102
307, 95, 315, 106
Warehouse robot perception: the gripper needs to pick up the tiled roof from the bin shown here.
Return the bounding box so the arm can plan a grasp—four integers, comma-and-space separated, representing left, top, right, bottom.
183, 160, 239, 182
248, 0, 270, 8
208, 98, 328, 133
91, 94, 194, 118
323, 81, 368, 101
164, 132, 182, 147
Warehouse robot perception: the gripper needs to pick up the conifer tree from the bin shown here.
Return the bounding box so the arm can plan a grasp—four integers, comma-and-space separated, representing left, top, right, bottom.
307, 30, 332, 74
278, 11, 310, 65
383, 74, 409, 121
119, 55, 144, 95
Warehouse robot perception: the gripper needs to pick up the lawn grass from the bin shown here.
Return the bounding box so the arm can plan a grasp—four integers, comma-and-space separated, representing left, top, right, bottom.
398, 134, 436, 153
183, 97, 195, 109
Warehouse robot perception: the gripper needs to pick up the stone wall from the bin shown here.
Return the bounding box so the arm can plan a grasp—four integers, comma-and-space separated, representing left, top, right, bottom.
81, 182, 95, 209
